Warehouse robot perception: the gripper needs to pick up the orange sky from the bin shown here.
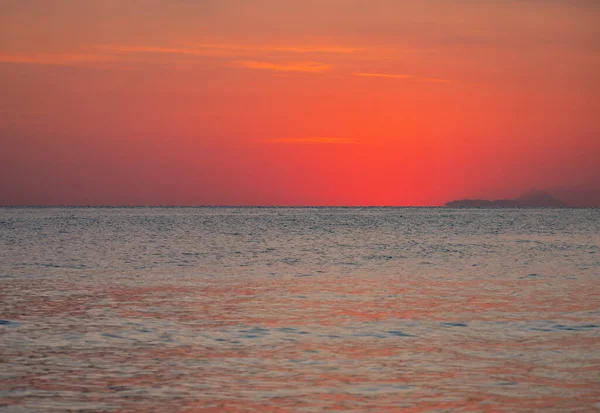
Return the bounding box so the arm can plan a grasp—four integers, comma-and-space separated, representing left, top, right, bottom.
1, 0, 599, 206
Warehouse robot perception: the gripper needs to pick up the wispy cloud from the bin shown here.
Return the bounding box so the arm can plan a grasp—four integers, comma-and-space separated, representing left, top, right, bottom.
353, 72, 453, 83
196, 44, 359, 54
0, 43, 357, 71
99, 45, 235, 57
354, 73, 413, 79
100, 44, 357, 57
234, 60, 332, 73
0, 53, 116, 67
265, 137, 359, 144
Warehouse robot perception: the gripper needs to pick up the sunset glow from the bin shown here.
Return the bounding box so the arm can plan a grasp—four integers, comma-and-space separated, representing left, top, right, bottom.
1, 0, 599, 205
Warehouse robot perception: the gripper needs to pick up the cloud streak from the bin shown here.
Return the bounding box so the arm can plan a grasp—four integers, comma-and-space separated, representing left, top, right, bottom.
353, 72, 453, 83
99, 45, 236, 57
100, 43, 357, 57
0, 53, 116, 67
235, 60, 332, 73
265, 137, 359, 144
0, 49, 337, 74
196, 43, 358, 54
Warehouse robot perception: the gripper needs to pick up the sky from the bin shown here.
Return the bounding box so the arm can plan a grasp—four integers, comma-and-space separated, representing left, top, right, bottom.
1, 0, 599, 206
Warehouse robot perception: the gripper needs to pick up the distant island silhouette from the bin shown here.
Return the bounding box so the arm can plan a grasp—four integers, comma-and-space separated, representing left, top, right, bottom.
445, 189, 568, 208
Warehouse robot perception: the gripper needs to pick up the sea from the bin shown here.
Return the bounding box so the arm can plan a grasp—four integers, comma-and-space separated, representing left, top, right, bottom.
1, 207, 599, 412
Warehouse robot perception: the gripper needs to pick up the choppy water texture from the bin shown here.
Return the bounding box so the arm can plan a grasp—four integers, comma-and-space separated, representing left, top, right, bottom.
1, 207, 600, 412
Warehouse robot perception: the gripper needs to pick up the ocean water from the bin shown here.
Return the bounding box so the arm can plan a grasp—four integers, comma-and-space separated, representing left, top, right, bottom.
1, 207, 599, 413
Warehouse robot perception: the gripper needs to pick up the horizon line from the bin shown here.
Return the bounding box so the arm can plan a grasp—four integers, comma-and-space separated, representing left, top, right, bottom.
0, 204, 445, 208
0, 205, 595, 209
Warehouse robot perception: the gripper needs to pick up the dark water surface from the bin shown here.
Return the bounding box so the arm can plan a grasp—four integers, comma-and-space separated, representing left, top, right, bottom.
1, 207, 599, 412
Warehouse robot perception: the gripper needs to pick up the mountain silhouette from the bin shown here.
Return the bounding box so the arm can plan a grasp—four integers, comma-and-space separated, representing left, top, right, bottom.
445, 189, 568, 208
515, 189, 568, 208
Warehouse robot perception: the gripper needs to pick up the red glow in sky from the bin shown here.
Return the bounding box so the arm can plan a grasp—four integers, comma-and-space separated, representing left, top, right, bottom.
1, 0, 599, 206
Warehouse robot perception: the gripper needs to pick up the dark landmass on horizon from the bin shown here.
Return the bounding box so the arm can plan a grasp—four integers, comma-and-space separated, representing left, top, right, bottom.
446, 189, 569, 208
